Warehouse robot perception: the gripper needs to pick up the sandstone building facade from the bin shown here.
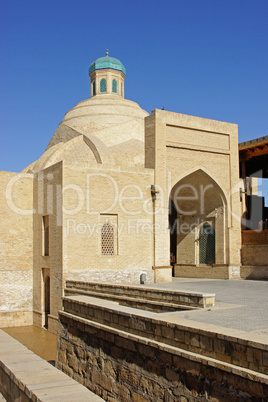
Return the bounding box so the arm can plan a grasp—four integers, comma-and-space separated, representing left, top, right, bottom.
0, 53, 246, 333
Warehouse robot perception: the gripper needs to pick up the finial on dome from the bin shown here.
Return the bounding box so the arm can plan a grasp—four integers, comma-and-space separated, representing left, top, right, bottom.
106, 49, 109, 56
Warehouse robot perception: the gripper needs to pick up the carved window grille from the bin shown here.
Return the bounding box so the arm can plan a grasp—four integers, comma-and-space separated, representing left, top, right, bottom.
101, 223, 114, 255
92, 81, 96, 96
43, 216, 49, 256
100, 78, 107, 93
112, 79, 117, 93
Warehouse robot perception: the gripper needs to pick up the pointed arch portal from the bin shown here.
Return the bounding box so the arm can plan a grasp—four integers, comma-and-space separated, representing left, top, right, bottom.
169, 169, 227, 269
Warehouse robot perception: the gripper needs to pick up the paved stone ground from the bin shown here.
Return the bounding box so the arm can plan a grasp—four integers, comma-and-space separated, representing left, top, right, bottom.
145, 278, 268, 335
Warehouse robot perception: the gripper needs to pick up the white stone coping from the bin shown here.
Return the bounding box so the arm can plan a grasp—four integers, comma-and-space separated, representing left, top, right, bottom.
0, 330, 103, 401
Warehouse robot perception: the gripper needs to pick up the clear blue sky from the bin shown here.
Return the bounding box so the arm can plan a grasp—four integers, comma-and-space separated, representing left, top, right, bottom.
0, 0, 268, 177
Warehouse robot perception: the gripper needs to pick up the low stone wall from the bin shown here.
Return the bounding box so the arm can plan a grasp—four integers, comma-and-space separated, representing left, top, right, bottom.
240, 265, 268, 280
153, 266, 172, 283
0, 329, 102, 401
0, 270, 33, 328
65, 268, 155, 285
57, 310, 268, 401
65, 280, 215, 308
174, 265, 231, 279
63, 296, 268, 375
0, 310, 33, 328
65, 290, 196, 313
241, 244, 268, 267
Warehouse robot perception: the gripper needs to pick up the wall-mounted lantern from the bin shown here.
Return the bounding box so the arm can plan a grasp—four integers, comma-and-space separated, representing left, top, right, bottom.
151, 185, 159, 202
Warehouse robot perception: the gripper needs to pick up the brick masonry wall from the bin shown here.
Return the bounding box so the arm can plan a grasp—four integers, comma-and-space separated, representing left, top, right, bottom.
0, 172, 33, 327
174, 265, 230, 279
33, 163, 64, 333
240, 265, 268, 280
57, 311, 268, 401
241, 244, 268, 266
0, 270, 33, 327
62, 165, 155, 284
65, 269, 155, 285
145, 110, 241, 273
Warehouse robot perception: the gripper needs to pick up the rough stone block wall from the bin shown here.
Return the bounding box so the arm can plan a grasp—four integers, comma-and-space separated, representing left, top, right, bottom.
62, 297, 268, 376
57, 311, 268, 401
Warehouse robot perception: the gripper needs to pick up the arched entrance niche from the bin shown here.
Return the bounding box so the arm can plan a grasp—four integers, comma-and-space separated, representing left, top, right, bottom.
169, 169, 227, 268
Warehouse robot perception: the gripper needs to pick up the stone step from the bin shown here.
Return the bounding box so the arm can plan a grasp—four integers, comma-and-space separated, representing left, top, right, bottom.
64, 288, 198, 312
65, 280, 215, 308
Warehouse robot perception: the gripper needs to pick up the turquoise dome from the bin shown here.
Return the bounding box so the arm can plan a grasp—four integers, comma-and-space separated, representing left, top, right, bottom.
89, 55, 126, 75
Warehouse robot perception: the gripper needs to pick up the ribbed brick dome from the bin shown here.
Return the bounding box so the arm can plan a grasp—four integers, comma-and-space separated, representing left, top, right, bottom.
89, 55, 126, 75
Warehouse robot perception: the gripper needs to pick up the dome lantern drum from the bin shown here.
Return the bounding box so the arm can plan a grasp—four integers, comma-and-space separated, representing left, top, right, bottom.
89, 52, 126, 98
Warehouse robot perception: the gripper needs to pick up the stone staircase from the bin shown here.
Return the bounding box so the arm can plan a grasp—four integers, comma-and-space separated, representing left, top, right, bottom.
64, 280, 215, 313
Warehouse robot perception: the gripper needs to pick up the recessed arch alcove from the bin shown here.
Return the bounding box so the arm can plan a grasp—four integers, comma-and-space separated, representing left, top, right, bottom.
169, 169, 228, 268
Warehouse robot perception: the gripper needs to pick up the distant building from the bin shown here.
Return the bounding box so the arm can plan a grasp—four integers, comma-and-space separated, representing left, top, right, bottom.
239, 136, 268, 274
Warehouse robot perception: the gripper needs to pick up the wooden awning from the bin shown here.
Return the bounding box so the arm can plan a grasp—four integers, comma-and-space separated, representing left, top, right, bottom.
239, 136, 268, 178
